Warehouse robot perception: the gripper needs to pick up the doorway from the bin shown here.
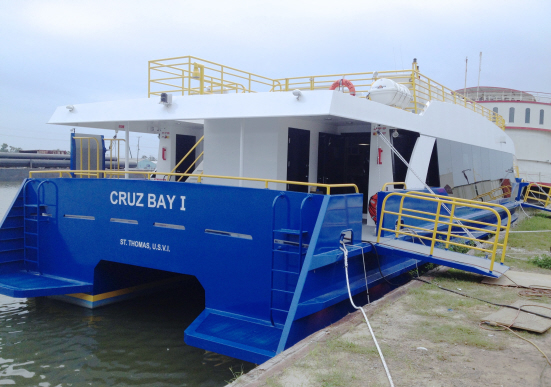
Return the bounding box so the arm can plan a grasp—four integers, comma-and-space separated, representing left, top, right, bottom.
287, 128, 310, 192
175, 134, 197, 180
317, 132, 370, 212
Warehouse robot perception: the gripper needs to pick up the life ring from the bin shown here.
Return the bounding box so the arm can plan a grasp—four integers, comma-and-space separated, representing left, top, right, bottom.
368, 193, 378, 222
329, 79, 356, 96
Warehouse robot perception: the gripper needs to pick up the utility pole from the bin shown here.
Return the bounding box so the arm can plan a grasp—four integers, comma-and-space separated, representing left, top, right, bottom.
476, 52, 482, 101
463, 56, 468, 98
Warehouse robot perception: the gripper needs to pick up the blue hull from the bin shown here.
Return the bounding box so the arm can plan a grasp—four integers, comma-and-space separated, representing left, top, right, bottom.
0, 178, 514, 363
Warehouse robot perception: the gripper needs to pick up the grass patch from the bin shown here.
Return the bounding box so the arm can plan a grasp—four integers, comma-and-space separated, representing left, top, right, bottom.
501, 255, 551, 274
507, 214, 551, 251
315, 369, 350, 387
528, 254, 551, 269
414, 322, 506, 350
325, 337, 379, 356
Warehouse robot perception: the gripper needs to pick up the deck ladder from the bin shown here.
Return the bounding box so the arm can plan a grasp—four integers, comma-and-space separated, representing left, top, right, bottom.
22, 180, 55, 274
270, 194, 312, 327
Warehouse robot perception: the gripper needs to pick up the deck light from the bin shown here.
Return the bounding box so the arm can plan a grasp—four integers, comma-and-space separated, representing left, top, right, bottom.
159, 93, 172, 105
66, 105, 74, 111
292, 89, 302, 100
392, 130, 399, 138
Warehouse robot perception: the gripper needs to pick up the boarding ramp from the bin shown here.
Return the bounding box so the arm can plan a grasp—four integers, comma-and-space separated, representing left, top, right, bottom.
373, 190, 513, 278
519, 182, 551, 213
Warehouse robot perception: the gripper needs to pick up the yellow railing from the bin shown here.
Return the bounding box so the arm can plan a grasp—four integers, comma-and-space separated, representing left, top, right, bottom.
472, 185, 511, 202
382, 182, 407, 191
523, 183, 551, 208
73, 137, 101, 178
148, 56, 281, 96
169, 135, 204, 182
148, 57, 505, 131
28, 170, 359, 195
104, 139, 125, 178
377, 191, 511, 272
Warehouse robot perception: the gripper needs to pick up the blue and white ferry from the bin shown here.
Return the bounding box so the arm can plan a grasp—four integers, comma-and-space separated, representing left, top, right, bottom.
2, 56, 546, 364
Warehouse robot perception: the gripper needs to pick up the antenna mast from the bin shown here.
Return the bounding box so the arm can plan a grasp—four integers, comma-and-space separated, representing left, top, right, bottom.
464, 56, 468, 98
476, 52, 482, 101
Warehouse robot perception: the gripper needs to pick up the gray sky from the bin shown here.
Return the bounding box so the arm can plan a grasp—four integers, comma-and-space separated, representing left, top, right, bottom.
1, 0, 550, 157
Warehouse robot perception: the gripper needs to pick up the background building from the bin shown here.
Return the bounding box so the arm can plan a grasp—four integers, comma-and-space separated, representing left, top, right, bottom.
459, 87, 551, 184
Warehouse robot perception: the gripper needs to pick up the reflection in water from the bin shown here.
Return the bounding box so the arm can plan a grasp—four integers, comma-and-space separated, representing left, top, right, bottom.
0, 184, 256, 386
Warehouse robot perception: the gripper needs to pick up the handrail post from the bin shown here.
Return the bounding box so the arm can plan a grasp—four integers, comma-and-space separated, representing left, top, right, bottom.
411, 68, 418, 114
444, 202, 456, 249
489, 213, 502, 272
429, 201, 442, 255
396, 195, 406, 238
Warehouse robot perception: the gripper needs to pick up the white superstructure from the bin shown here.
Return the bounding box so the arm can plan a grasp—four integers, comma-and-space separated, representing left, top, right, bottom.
48, 57, 516, 224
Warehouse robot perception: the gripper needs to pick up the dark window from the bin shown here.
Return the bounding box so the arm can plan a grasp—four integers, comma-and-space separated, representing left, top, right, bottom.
540, 109, 545, 125
525, 108, 530, 124
509, 107, 515, 123
493, 107, 498, 113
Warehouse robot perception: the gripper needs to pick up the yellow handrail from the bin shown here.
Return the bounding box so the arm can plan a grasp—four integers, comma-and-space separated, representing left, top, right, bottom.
104, 139, 125, 179
523, 183, 551, 208
376, 191, 512, 272
73, 137, 101, 178
148, 57, 505, 131
381, 182, 407, 191
177, 151, 204, 182
472, 185, 511, 202
28, 169, 359, 195
169, 135, 204, 178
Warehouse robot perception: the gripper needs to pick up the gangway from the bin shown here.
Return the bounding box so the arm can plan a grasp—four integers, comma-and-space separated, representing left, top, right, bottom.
372, 189, 514, 278
519, 182, 551, 213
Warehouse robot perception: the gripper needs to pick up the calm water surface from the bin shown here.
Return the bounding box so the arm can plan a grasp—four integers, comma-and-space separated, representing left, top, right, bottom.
0, 181, 255, 386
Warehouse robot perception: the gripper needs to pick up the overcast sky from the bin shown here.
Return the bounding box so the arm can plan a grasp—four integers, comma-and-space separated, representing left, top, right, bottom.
1, 0, 550, 157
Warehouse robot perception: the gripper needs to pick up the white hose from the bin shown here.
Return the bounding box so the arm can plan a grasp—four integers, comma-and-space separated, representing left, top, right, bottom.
339, 241, 395, 387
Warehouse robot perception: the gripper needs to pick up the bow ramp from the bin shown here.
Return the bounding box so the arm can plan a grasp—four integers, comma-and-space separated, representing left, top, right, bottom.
373, 189, 515, 279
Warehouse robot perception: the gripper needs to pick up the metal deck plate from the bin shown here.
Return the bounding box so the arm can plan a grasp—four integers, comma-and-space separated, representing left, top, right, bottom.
376, 237, 509, 278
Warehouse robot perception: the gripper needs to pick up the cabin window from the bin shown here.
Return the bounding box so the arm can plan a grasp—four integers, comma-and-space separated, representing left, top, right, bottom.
493, 107, 498, 113
509, 107, 515, 123
540, 109, 545, 125
525, 108, 530, 124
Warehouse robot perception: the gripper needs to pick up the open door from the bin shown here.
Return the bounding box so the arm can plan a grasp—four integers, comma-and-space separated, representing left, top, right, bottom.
287, 128, 310, 192
175, 134, 197, 180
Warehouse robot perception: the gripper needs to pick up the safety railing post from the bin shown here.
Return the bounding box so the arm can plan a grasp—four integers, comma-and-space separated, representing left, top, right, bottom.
444, 202, 456, 249
489, 213, 502, 273
411, 68, 418, 114
429, 201, 442, 256
396, 196, 406, 238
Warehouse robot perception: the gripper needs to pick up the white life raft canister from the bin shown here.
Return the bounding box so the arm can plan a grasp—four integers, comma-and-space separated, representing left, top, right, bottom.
369, 78, 413, 109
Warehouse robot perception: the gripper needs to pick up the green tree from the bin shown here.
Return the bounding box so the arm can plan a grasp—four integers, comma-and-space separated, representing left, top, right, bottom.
0, 143, 8, 152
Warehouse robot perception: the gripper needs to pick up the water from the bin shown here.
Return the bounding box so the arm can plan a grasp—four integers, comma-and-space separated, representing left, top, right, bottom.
0, 182, 255, 386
